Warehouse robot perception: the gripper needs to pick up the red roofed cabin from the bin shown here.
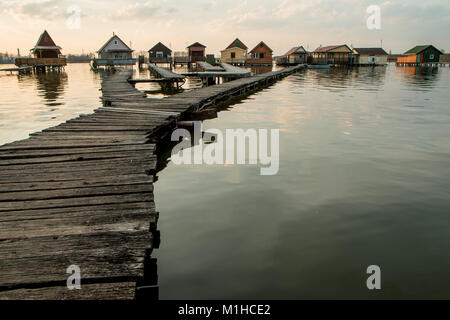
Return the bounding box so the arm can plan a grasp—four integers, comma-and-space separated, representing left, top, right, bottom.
15, 30, 66, 70
312, 45, 354, 65
247, 42, 273, 65
187, 42, 206, 62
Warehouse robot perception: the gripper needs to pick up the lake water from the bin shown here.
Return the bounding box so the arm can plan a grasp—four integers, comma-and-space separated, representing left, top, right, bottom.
154, 64, 450, 299
1, 63, 449, 299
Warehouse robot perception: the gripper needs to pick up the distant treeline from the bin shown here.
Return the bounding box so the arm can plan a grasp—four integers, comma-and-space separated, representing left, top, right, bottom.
0, 53, 15, 64
0, 53, 94, 63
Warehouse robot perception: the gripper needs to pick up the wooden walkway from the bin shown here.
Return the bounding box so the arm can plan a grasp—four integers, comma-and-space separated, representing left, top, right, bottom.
147, 63, 185, 81
182, 63, 250, 79
0, 64, 304, 300
0, 66, 32, 74
220, 62, 250, 76
197, 61, 224, 72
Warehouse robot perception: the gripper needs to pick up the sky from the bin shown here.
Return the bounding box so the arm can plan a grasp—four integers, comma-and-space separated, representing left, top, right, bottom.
0, 0, 449, 56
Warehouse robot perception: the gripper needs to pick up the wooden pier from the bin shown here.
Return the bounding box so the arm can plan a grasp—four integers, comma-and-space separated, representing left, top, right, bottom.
0, 66, 32, 74
0, 64, 304, 300
147, 63, 185, 88
182, 62, 250, 86
197, 61, 225, 72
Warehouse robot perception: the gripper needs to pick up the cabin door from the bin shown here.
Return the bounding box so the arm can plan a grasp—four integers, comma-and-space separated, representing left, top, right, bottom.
417, 54, 421, 63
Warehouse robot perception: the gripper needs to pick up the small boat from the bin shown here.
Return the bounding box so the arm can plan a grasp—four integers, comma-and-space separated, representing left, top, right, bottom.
307, 64, 331, 69
89, 60, 104, 72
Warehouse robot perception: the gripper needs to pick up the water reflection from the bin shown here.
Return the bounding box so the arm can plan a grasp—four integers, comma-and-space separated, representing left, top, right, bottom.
0, 63, 102, 145
154, 64, 450, 299
396, 66, 440, 90
34, 71, 68, 105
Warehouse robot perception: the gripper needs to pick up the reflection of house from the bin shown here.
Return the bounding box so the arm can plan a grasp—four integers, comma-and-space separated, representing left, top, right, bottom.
353, 48, 388, 65
187, 42, 206, 62
312, 45, 353, 65
94, 34, 135, 66
35, 71, 68, 103
284, 46, 308, 64
397, 45, 442, 65
221, 38, 248, 65
148, 42, 172, 63
15, 30, 66, 70
247, 41, 273, 65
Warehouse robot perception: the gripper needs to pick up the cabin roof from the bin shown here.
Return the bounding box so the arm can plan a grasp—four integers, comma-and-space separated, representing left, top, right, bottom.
313, 45, 351, 53
187, 42, 206, 48
226, 38, 248, 50
249, 41, 273, 53
31, 30, 61, 51
284, 46, 307, 56
404, 45, 442, 55
148, 42, 171, 53
353, 47, 388, 55
97, 34, 133, 53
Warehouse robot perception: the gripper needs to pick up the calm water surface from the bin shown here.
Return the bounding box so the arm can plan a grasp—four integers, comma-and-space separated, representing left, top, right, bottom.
1, 63, 449, 299
154, 64, 450, 299
0, 63, 201, 144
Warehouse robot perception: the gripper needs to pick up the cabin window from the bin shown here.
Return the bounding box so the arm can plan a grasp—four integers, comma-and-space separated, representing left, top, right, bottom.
236, 42, 240, 48
156, 51, 163, 57
231, 52, 236, 59
260, 53, 264, 59
114, 40, 118, 45
429, 54, 434, 60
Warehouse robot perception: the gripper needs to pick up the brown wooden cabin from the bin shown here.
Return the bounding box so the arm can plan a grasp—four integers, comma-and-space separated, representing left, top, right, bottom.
221, 38, 248, 65
15, 30, 66, 68
440, 54, 450, 63
247, 41, 273, 65
312, 45, 354, 65
148, 42, 172, 63
285, 46, 308, 64
187, 42, 206, 62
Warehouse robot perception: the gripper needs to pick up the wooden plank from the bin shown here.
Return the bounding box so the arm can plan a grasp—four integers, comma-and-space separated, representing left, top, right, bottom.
0, 282, 136, 300
0, 183, 154, 202
0, 174, 153, 192
0, 231, 152, 288
0, 193, 154, 212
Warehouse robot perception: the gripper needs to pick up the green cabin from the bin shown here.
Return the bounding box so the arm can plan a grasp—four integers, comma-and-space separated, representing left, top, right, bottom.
404, 45, 442, 63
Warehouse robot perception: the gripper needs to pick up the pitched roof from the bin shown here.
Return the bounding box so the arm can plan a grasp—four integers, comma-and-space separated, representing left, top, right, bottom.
404, 45, 442, 55
32, 30, 61, 51
148, 42, 171, 53
313, 45, 351, 53
284, 46, 307, 56
97, 34, 133, 53
249, 41, 273, 53
353, 48, 388, 55
226, 38, 248, 50
187, 42, 206, 48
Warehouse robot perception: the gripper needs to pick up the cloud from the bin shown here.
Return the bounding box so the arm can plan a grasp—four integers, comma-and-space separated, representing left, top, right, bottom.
4, 0, 66, 21
107, 1, 161, 21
